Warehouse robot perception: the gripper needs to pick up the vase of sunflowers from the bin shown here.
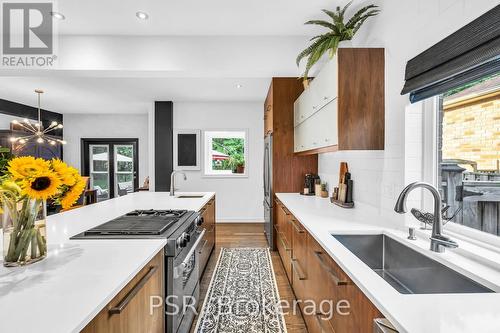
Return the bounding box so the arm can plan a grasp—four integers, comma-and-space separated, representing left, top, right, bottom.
1, 157, 86, 267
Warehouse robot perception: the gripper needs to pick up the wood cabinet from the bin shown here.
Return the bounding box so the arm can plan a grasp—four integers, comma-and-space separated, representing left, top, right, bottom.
275, 202, 383, 333
264, 85, 273, 136
290, 216, 307, 302
199, 197, 216, 276
275, 199, 293, 283
294, 48, 385, 154
81, 252, 164, 333
264, 78, 318, 250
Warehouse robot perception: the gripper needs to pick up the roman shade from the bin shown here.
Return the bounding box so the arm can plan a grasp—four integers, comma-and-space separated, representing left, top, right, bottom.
401, 5, 500, 103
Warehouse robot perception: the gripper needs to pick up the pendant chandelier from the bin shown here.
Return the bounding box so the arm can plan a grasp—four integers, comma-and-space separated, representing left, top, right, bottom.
10, 89, 66, 145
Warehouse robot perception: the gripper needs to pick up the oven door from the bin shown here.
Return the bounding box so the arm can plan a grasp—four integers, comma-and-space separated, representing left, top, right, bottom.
170, 229, 205, 333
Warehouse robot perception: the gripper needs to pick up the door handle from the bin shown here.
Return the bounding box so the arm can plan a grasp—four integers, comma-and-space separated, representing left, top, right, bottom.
313, 251, 350, 286
109, 265, 158, 315
198, 239, 208, 254
314, 313, 334, 333
291, 259, 306, 280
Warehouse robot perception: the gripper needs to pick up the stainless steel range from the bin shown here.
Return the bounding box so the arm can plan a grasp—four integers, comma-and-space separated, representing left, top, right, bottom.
71, 209, 204, 333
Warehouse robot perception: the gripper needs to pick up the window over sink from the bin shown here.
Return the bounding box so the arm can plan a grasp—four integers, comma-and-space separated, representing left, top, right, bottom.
203, 130, 248, 177
437, 73, 500, 238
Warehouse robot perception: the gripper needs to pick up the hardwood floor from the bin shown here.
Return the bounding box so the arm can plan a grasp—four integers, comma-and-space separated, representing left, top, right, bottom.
190, 223, 308, 333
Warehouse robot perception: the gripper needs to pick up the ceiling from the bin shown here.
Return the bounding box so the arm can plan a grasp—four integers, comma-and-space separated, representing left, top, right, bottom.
55, 0, 342, 36
0, 77, 271, 114
0, 0, 360, 113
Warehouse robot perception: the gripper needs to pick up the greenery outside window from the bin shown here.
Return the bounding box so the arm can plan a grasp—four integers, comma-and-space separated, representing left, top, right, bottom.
203, 130, 248, 177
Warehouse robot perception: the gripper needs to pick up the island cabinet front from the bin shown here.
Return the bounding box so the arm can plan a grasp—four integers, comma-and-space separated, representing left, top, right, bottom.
198, 197, 216, 276
81, 251, 164, 333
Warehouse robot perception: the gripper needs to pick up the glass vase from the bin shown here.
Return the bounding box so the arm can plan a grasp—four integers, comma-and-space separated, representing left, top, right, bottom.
2, 198, 47, 267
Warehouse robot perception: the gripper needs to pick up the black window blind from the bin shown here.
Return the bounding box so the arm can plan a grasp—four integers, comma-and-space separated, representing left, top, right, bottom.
401, 5, 500, 103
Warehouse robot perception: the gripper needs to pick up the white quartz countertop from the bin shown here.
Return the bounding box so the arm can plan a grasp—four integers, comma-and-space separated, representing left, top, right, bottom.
0, 191, 215, 333
276, 193, 500, 333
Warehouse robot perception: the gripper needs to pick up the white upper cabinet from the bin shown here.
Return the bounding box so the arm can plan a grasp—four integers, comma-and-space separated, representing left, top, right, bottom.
294, 59, 338, 128
293, 48, 385, 154
309, 58, 338, 111
294, 58, 339, 153
293, 88, 312, 127
294, 100, 338, 153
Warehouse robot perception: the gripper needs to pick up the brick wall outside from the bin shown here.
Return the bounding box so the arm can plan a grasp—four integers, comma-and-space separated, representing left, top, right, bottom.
442, 96, 500, 172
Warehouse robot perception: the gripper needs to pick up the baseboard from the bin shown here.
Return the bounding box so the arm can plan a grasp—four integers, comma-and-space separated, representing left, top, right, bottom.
217, 218, 265, 223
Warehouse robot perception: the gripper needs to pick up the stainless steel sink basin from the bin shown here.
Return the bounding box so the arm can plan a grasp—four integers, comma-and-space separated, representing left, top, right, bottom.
332, 234, 494, 294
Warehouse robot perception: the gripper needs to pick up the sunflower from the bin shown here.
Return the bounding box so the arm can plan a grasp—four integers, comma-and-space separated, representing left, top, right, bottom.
52, 159, 79, 186
21, 173, 61, 200
8, 156, 50, 180
60, 176, 86, 209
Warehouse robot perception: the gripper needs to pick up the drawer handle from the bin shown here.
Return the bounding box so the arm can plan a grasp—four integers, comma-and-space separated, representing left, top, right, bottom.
198, 239, 208, 254
291, 259, 307, 280
313, 251, 350, 286
289, 219, 304, 233
109, 265, 158, 315
279, 233, 291, 252
315, 313, 334, 333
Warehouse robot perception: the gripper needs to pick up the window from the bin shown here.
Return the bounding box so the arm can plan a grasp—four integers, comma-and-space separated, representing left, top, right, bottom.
437, 74, 500, 237
203, 130, 248, 177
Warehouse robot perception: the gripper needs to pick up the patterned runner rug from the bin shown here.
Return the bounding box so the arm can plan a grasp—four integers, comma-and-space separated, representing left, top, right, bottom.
194, 248, 287, 333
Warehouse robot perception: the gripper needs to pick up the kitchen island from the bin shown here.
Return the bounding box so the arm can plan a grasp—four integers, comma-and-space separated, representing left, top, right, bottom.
0, 192, 215, 333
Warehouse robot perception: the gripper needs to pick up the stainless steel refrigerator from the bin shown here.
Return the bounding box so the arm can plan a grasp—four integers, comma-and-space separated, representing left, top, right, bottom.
264, 134, 273, 249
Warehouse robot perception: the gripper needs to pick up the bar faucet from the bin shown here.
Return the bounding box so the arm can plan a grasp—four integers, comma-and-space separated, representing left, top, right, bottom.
394, 182, 458, 253
170, 171, 187, 196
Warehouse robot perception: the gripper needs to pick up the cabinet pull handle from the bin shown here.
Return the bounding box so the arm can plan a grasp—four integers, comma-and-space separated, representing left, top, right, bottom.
279, 233, 291, 252
109, 265, 158, 315
315, 313, 334, 333
289, 219, 304, 233
198, 239, 208, 254
291, 259, 307, 280
313, 251, 350, 286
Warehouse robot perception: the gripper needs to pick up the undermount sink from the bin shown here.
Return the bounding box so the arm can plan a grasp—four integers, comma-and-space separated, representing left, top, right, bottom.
175, 194, 205, 198
332, 234, 494, 294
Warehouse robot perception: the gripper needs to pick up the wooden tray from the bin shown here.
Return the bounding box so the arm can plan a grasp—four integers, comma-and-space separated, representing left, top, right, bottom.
330, 198, 354, 208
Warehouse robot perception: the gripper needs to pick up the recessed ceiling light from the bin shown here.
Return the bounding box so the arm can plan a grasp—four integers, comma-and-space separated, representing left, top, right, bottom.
236, 84, 243, 89
136, 11, 149, 20
50, 12, 65, 20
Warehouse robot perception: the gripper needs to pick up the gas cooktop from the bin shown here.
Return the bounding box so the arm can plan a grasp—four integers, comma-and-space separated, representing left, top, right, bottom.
71, 209, 195, 239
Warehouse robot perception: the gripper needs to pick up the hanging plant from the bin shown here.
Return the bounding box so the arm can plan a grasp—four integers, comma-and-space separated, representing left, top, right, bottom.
296, 1, 380, 85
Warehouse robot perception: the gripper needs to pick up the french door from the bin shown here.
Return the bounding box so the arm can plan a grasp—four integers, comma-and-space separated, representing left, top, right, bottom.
82, 139, 139, 201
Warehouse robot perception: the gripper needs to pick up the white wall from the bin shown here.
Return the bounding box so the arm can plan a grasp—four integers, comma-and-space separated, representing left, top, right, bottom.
318, 0, 498, 228
173, 102, 264, 223
63, 114, 149, 185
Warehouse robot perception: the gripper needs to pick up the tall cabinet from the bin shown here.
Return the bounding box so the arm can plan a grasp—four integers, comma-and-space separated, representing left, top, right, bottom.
264, 78, 318, 250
